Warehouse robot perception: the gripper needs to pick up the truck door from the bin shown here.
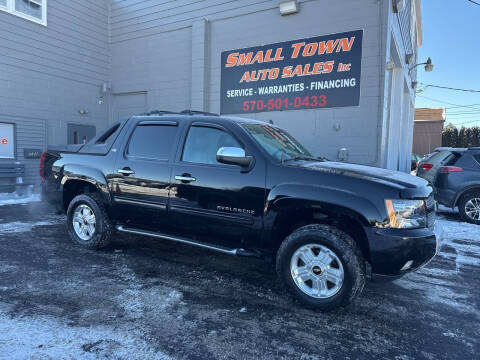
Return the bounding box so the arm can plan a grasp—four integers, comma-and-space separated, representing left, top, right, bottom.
169, 122, 266, 249
111, 119, 180, 231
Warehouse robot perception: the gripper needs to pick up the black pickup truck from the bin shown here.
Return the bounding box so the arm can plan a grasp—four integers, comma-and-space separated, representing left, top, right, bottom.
41, 111, 439, 310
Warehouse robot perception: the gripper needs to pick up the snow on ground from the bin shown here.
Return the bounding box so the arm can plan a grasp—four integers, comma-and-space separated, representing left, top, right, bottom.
0, 201, 478, 359
0, 218, 62, 235
0, 192, 40, 207
0, 311, 170, 360
437, 217, 480, 268
396, 212, 480, 315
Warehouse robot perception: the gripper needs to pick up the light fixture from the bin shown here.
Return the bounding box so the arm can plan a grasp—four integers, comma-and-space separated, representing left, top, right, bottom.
279, 0, 299, 15
78, 109, 89, 115
386, 60, 395, 70
424, 58, 434, 72
101, 82, 111, 94
409, 57, 434, 73
405, 53, 414, 65
393, 0, 405, 13
338, 148, 348, 162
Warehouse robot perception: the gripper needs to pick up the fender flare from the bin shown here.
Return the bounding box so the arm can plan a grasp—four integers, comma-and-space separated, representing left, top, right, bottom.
454, 183, 480, 207
264, 183, 383, 247
60, 164, 112, 206
266, 183, 382, 223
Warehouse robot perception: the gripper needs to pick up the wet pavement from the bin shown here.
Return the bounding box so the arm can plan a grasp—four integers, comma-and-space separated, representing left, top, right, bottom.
0, 201, 478, 359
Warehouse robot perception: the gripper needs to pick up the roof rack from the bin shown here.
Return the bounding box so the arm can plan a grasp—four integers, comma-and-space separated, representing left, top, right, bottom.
180, 110, 219, 116
142, 110, 176, 116
434, 147, 467, 151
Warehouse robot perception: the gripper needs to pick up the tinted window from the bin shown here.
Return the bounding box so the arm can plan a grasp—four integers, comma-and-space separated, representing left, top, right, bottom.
473, 155, 480, 166
425, 151, 453, 165
182, 126, 241, 165
96, 124, 120, 144
128, 125, 178, 160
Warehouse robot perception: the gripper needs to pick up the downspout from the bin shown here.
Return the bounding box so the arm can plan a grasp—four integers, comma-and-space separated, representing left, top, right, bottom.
375, 0, 389, 168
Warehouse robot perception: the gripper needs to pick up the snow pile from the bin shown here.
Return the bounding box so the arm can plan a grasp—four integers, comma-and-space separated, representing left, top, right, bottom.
437, 216, 480, 268
115, 264, 183, 319
0, 192, 40, 206
0, 219, 62, 235
396, 214, 480, 314
0, 314, 171, 359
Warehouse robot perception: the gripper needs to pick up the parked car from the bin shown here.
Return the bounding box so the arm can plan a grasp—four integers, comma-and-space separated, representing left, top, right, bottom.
41, 111, 438, 310
417, 148, 467, 184
432, 147, 480, 224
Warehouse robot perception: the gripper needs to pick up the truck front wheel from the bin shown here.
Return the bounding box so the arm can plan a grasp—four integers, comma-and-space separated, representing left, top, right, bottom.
66, 193, 113, 249
276, 224, 366, 311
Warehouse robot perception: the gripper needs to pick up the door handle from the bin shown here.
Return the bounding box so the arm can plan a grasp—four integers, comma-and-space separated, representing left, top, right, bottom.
118, 168, 135, 176
175, 175, 196, 183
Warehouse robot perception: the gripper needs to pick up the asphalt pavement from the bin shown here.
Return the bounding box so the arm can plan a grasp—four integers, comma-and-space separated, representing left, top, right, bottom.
0, 201, 478, 359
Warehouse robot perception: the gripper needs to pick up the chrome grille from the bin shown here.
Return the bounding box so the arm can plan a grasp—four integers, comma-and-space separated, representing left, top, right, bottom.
425, 195, 436, 227
425, 194, 435, 210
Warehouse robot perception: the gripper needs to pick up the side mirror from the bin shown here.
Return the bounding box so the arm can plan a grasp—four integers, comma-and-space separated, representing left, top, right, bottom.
216, 147, 253, 168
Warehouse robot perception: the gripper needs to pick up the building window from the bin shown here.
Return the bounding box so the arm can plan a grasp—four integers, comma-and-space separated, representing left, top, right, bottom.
0, 123, 15, 159
0, 0, 47, 26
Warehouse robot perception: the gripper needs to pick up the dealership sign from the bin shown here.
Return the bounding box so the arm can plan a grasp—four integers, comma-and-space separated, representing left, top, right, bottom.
220, 30, 363, 114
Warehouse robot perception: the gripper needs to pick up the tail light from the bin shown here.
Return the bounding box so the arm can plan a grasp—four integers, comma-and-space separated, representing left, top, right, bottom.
39, 151, 47, 181
420, 163, 433, 171
439, 166, 463, 173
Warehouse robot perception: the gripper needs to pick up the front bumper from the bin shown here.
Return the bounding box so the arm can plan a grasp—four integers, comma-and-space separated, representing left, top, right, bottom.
367, 222, 442, 280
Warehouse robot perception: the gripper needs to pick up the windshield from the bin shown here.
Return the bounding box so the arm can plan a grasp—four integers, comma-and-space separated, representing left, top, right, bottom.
244, 123, 317, 162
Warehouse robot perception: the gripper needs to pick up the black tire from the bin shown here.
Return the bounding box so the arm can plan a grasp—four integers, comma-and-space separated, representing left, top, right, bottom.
458, 190, 480, 225
276, 224, 366, 311
66, 193, 113, 249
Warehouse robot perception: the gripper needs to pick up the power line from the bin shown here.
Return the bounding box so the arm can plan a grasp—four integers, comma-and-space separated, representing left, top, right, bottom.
467, 0, 480, 6
446, 110, 480, 115
447, 116, 480, 120
416, 95, 480, 109
448, 118, 480, 124
420, 83, 480, 93
449, 119, 480, 126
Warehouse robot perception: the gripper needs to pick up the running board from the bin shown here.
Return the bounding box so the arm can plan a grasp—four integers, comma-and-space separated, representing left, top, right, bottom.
116, 225, 261, 257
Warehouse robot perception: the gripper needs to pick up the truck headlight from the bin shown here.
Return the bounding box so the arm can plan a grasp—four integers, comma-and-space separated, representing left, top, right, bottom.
385, 199, 426, 229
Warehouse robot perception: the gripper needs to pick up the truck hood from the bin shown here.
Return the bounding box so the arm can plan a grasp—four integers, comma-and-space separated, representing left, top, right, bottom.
292, 161, 428, 190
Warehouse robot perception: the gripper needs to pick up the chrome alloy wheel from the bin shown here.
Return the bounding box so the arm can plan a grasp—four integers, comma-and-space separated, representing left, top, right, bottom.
465, 198, 480, 221
72, 204, 96, 241
290, 244, 344, 299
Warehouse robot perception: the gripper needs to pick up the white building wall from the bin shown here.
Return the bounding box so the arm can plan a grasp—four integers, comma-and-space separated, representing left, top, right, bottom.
0, 0, 422, 185
109, 0, 390, 167
108, 0, 422, 171
0, 0, 110, 184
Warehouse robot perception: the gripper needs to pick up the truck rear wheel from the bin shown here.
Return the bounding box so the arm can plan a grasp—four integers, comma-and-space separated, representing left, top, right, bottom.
276, 224, 365, 311
66, 193, 113, 249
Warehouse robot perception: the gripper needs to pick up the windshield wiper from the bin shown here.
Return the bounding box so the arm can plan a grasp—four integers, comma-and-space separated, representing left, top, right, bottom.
283, 155, 326, 163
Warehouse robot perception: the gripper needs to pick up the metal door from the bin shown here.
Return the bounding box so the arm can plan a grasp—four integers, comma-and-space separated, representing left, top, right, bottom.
169, 122, 266, 249
110, 119, 181, 231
